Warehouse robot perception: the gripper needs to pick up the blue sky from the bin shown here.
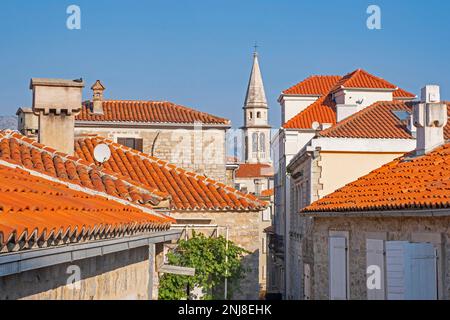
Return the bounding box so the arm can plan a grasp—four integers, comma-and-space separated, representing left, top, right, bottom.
1, 0, 449, 127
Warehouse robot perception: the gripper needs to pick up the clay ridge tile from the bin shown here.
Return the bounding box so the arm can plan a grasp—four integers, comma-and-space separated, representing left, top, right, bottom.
76, 100, 230, 125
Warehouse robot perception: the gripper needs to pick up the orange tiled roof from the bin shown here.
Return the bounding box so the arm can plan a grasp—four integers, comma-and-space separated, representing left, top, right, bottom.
282, 76, 341, 95
281, 70, 415, 129
76, 100, 230, 125
394, 87, 416, 99
0, 131, 169, 208
0, 164, 172, 253
75, 137, 267, 211
303, 142, 450, 213
235, 163, 274, 178
330, 69, 397, 92
319, 101, 450, 139
261, 188, 274, 197
283, 95, 337, 129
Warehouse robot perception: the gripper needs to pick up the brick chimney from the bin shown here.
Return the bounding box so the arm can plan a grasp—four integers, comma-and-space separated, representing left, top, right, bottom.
91, 80, 105, 114
30, 78, 84, 155
413, 85, 448, 155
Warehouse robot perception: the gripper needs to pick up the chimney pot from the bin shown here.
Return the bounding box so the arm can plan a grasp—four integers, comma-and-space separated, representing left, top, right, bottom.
91, 80, 105, 114
414, 85, 447, 155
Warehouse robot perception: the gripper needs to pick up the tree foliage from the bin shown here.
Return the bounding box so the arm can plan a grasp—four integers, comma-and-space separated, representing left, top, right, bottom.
158, 232, 249, 300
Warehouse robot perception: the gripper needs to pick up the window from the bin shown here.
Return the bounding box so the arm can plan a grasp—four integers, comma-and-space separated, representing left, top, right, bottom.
117, 137, 143, 152
257, 111, 261, 118
249, 112, 253, 119
259, 133, 265, 153
252, 132, 258, 153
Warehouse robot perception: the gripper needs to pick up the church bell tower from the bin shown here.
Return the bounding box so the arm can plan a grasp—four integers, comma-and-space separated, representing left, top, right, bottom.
242, 49, 271, 164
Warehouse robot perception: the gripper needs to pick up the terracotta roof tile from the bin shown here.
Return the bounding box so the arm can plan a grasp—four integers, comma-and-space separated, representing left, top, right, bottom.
394, 87, 416, 99
235, 163, 274, 178
0, 131, 169, 208
75, 137, 267, 212
281, 70, 415, 128
303, 142, 450, 213
76, 100, 230, 125
282, 76, 341, 95
261, 188, 274, 197
319, 101, 450, 139
0, 163, 173, 253
330, 69, 397, 92
283, 95, 337, 129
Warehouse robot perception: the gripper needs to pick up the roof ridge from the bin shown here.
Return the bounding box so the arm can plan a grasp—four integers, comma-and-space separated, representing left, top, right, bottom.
88, 136, 266, 208
80, 100, 231, 125
318, 100, 394, 136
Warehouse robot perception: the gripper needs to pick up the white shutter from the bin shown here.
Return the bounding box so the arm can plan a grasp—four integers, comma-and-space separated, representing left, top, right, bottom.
405, 243, 437, 300
366, 239, 385, 300
329, 237, 347, 300
386, 241, 438, 300
386, 241, 408, 300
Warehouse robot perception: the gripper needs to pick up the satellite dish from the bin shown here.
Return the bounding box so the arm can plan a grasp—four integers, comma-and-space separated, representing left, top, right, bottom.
311, 121, 320, 130
93, 143, 111, 163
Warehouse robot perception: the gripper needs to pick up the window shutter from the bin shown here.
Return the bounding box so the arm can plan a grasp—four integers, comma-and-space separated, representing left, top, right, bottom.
405, 243, 437, 300
135, 138, 143, 152
386, 241, 408, 300
117, 138, 127, 147
329, 237, 347, 300
366, 239, 385, 300
386, 241, 437, 300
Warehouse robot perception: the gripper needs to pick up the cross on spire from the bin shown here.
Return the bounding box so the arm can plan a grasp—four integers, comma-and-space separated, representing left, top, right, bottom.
253, 42, 259, 55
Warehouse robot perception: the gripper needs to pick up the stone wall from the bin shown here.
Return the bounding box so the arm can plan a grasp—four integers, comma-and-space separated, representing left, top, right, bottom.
0, 246, 153, 300
75, 126, 227, 183
173, 210, 262, 300
310, 215, 450, 300
286, 153, 320, 299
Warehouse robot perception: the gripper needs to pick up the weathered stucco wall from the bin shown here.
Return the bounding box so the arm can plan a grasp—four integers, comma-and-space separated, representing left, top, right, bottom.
75, 126, 227, 183
0, 246, 152, 300
173, 210, 261, 300
310, 216, 450, 300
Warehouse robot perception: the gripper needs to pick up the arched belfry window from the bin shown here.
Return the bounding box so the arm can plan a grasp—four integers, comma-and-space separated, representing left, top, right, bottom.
252, 132, 258, 153
259, 133, 265, 153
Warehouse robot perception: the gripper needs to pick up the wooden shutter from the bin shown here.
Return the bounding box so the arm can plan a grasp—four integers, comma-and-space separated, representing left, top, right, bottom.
405, 243, 437, 300
366, 239, 385, 300
329, 237, 347, 300
386, 241, 408, 300
135, 138, 143, 152
386, 241, 437, 300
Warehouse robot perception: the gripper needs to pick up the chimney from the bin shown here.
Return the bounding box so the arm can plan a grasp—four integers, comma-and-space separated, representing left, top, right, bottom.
413, 85, 448, 155
91, 80, 105, 114
30, 78, 84, 155
336, 104, 358, 122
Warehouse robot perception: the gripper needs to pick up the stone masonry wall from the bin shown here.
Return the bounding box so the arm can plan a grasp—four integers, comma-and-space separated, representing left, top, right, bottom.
173, 210, 261, 300
75, 126, 227, 183
310, 216, 450, 300
0, 246, 151, 300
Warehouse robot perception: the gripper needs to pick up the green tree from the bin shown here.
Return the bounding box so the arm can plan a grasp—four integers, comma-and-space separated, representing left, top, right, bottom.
158, 232, 249, 300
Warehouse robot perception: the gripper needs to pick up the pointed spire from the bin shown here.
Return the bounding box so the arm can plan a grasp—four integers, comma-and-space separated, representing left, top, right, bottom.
244, 51, 268, 109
